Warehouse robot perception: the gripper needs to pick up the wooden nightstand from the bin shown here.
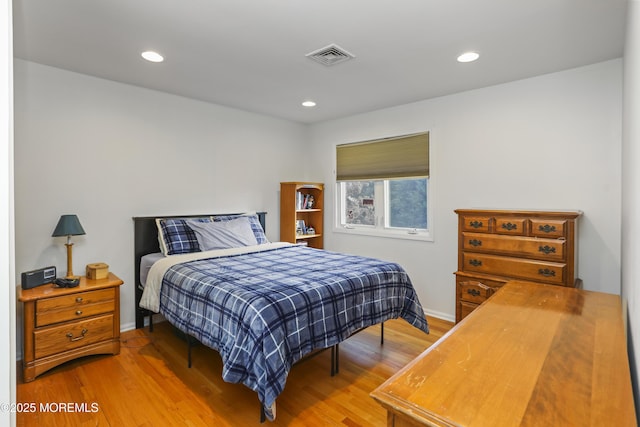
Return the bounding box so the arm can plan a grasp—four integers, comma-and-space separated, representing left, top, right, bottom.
19, 272, 123, 382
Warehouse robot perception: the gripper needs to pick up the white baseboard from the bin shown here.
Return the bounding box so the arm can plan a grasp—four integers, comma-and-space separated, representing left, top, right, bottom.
424, 308, 455, 323
121, 313, 166, 332
120, 321, 137, 332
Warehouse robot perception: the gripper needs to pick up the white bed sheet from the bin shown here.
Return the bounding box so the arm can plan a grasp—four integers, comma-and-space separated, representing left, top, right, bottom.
139, 252, 166, 287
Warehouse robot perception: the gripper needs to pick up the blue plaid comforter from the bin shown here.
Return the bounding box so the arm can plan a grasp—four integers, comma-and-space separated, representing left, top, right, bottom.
156, 244, 429, 420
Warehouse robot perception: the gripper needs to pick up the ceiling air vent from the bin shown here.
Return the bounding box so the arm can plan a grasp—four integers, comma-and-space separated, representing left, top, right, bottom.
306, 44, 355, 66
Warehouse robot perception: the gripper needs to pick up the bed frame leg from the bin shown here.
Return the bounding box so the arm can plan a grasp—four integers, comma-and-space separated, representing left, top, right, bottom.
260, 405, 266, 423
380, 321, 384, 345
330, 344, 340, 376
330, 346, 335, 376
138, 309, 154, 332
187, 335, 195, 368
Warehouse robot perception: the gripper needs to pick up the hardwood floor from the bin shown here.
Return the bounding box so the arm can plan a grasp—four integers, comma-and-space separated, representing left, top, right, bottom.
17, 316, 452, 426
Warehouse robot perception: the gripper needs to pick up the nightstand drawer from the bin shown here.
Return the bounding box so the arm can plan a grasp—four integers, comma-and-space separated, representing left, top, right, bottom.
36, 288, 115, 327
34, 313, 115, 359
462, 253, 566, 285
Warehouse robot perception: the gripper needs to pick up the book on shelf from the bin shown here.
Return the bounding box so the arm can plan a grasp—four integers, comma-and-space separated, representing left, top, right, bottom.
296, 192, 316, 210
296, 219, 306, 235
296, 191, 304, 210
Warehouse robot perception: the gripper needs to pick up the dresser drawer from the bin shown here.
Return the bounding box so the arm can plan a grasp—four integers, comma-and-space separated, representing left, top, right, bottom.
459, 301, 478, 321
494, 217, 527, 235
458, 281, 495, 304
461, 215, 491, 232
530, 219, 567, 238
462, 232, 566, 261
462, 253, 566, 285
34, 313, 114, 359
36, 288, 115, 327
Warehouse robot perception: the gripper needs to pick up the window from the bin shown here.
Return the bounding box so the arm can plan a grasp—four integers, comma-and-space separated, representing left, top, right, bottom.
336, 132, 431, 240
343, 180, 376, 226
388, 178, 427, 229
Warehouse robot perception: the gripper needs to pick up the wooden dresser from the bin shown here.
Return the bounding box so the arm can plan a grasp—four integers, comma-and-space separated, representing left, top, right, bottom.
371, 281, 637, 426
455, 209, 581, 323
19, 273, 123, 381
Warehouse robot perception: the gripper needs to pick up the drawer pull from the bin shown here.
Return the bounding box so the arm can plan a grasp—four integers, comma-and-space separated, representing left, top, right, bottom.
75, 297, 83, 303
538, 224, 557, 233
538, 245, 557, 255
75, 310, 83, 316
538, 268, 556, 277
469, 220, 483, 229
469, 239, 482, 247
467, 289, 481, 297
66, 328, 88, 342
501, 222, 518, 231
469, 259, 483, 267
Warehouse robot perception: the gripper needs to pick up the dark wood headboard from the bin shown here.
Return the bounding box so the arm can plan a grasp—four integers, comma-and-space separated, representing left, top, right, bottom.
132, 212, 267, 329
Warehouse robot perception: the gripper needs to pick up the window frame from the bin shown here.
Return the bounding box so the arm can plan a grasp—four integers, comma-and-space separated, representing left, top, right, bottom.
333, 130, 433, 242
334, 177, 433, 242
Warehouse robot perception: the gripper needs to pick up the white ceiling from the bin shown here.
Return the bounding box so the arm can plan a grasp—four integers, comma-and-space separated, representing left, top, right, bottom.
12, 0, 628, 124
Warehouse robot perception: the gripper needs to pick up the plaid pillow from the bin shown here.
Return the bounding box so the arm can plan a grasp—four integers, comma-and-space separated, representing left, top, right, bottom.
213, 213, 268, 244
156, 217, 212, 255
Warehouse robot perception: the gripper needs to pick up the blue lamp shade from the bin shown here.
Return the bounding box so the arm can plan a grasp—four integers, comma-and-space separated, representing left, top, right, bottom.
52, 215, 86, 237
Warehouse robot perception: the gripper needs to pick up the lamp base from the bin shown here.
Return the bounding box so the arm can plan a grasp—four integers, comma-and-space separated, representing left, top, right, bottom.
65, 242, 76, 279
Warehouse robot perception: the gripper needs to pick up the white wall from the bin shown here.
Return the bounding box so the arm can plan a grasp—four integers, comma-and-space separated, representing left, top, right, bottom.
2, 0, 16, 425
622, 0, 640, 415
13, 57, 624, 347
310, 60, 623, 320
13, 60, 308, 339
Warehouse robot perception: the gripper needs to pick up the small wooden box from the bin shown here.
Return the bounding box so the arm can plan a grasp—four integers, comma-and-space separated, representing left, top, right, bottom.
86, 262, 109, 280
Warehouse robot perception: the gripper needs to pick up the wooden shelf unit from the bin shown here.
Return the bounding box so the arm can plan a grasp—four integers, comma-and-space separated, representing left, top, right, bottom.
280, 182, 324, 249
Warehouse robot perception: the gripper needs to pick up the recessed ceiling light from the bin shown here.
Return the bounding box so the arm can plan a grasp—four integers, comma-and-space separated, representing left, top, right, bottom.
141, 51, 164, 63
302, 100, 316, 108
457, 51, 479, 63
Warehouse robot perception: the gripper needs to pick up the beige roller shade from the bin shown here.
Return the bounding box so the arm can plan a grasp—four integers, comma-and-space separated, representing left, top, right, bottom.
336, 132, 429, 181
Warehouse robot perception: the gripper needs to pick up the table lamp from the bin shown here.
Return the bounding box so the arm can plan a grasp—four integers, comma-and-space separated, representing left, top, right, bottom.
52, 214, 86, 279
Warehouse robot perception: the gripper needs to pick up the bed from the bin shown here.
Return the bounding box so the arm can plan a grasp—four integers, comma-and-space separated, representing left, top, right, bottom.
133, 212, 429, 421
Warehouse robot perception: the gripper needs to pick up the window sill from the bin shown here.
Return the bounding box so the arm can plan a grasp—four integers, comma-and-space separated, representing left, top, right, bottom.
333, 226, 433, 242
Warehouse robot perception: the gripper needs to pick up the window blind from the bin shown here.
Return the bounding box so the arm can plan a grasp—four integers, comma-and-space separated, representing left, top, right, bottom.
336, 132, 429, 181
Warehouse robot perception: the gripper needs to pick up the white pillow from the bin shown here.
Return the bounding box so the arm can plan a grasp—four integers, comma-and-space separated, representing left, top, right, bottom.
185, 217, 258, 250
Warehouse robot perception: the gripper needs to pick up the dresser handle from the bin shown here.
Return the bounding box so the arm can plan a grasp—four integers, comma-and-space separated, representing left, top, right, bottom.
469, 220, 483, 229
467, 289, 481, 297
75, 297, 83, 303
538, 224, 557, 233
66, 328, 88, 342
469, 259, 482, 267
469, 239, 482, 247
538, 245, 556, 255
75, 310, 83, 316
538, 268, 556, 277
501, 222, 518, 231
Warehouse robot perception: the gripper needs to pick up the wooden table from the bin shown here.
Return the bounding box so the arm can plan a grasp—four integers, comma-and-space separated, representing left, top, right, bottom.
371, 281, 637, 426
